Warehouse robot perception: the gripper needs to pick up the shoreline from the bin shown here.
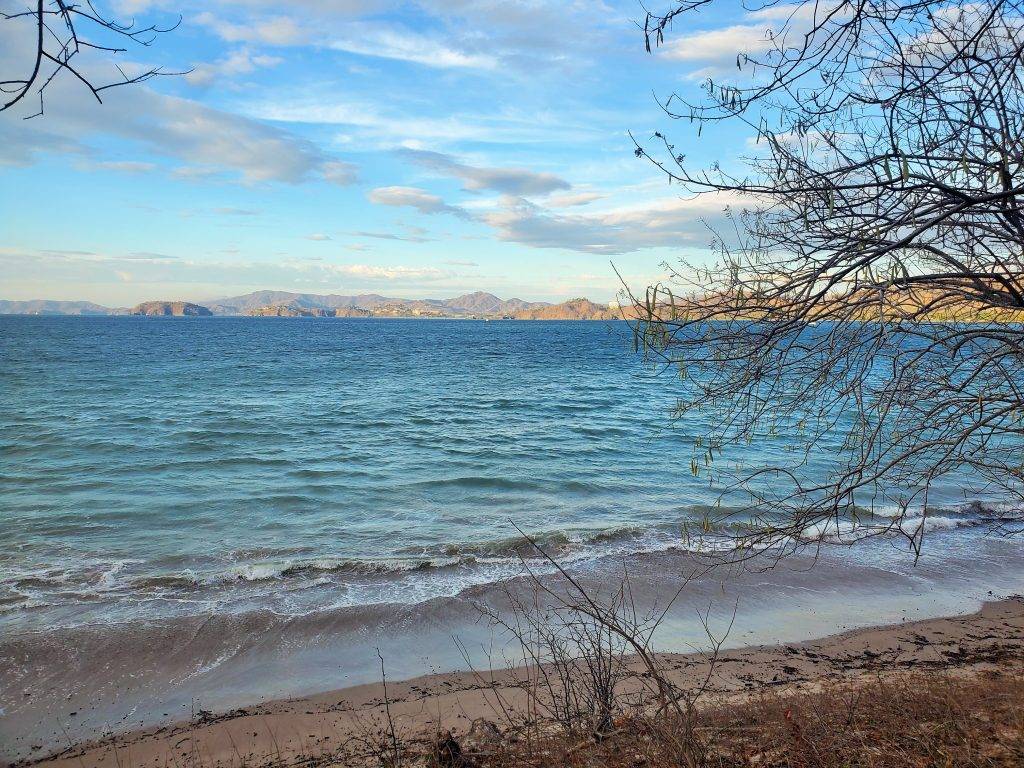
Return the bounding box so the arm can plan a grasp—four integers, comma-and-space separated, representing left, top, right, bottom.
5, 530, 1023, 762
13, 595, 1023, 768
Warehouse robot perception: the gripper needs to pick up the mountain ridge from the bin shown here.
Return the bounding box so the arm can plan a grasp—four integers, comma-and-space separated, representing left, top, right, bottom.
209, 290, 550, 316
1, 292, 624, 320
0, 299, 128, 315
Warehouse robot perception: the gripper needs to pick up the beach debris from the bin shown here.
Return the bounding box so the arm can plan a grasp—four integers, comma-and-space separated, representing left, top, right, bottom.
427, 730, 467, 767
193, 709, 215, 725
462, 719, 502, 753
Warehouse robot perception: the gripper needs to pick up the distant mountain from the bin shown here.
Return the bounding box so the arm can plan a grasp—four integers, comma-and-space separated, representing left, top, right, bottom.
211, 290, 550, 317
0, 299, 123, 315
513, 298, 620, 320
1, 292, 620, 320
440, 291, 547, 315
209, 291, 392, 315
131, 301, 212, 316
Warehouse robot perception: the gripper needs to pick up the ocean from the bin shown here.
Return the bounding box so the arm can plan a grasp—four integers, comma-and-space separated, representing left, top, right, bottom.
1, 316, 724, 628
2, 316, 1023, 758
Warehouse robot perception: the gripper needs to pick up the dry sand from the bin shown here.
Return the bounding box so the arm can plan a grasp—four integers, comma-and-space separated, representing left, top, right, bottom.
13, 596, 1023, 768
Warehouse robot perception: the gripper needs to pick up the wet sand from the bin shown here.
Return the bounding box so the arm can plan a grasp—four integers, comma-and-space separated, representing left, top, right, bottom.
6, 529, 1023, 762
12, 596, 1023, 768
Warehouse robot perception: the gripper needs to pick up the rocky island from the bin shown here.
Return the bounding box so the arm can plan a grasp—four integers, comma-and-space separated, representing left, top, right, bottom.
130, 301, 213, 316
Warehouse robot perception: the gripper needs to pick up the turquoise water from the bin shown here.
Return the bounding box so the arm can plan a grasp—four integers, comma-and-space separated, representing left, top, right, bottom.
1, 317, 709, 628
0, 316, 1015, 632
2, 316, 1024, 759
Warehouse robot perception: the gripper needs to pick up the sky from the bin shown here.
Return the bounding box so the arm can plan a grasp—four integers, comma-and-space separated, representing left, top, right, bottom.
0, 0, 776, 305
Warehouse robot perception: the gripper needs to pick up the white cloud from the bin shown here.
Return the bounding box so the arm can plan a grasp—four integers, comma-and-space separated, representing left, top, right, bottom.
415, 0, 616, 68
365, 180, 743, 254
323, 263, 452, 281
353, 230, 433, 243
747, 2, 842, 22
170, 166, 225, 181
399, 149, 571, 195
0, 247, 177, 264
322, 160, 359, 185
0, 67, 359, 186
248, 95, 594, 149
199, 0, 610, 69
659, 3, 841, 76
189, 8, 518, 72
548, 191, 606, 207
328, 24, 496, 69
87, 160, 158, 174
479, 192, 743, 254
147, 105, 317, 183
0, 122, 85, 167
1, 246, 464, 297
124, 251, 178, 260
186, 48, 282, 86
194, 12, 306, 45
661, 24, 776, 63
306, 233, 332, 241
367, 186, 467, 217
112, 0, 160, 12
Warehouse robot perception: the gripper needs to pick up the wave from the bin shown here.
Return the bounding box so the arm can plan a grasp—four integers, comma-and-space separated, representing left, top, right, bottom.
0, 525, 683, 617
797, 501, 1009, 544
160, 527, 665, 588
132, 574, 205, 590
3, 500, 1013, 623
403, 476, 545, 491
798, 517, 970, 544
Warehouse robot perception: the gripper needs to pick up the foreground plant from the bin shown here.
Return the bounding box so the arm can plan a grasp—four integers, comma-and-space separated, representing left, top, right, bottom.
411, 669, 1023, 768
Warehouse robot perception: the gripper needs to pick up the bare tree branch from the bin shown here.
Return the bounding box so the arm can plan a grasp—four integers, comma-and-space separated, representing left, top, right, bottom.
631, 0, 1024, 559
1, 1, 184, 117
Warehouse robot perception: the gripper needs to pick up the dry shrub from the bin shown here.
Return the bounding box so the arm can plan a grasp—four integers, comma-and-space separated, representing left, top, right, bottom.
451, 529, 735, 768
706, 671, 1024, 768
465, 670, 1023, 768
473, 580, 633, 740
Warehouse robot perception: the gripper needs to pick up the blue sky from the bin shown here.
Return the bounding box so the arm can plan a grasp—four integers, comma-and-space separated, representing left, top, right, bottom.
0, 0, 776, 305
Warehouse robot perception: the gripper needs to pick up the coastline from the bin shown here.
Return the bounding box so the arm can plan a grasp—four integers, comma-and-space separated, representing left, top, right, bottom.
13, 596, 1023, 768
5, 529, 1024, 764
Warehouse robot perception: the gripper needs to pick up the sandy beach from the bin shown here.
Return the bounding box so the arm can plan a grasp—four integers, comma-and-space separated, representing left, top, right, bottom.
11, 595, 1022, 768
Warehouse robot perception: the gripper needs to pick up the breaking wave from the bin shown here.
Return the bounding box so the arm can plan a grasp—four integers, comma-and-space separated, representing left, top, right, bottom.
3, 499, 1011, 629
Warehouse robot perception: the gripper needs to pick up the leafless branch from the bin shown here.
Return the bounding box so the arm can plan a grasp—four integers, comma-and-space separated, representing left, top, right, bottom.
630, 0, 1024, 558
2, 1, 185, 117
